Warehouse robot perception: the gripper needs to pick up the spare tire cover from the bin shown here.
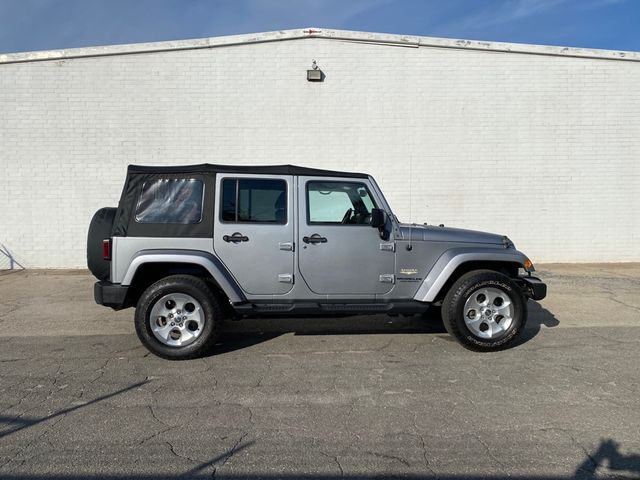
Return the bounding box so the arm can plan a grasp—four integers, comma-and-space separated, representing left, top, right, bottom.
87, 207, 117, 280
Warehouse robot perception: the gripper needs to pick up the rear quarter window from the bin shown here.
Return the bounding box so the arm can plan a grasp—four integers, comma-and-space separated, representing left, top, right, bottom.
135, 179, 204, 224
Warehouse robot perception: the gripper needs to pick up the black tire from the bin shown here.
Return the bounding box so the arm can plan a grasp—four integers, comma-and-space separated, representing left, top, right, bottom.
441, 269, 527, 351
134, 275, 222, 360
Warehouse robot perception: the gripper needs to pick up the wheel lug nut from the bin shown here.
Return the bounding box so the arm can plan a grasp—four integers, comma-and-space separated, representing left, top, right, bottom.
170, 322, 175, 326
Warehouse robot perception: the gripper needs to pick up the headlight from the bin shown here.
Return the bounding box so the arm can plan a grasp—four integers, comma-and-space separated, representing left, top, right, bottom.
502, 236, 515, 249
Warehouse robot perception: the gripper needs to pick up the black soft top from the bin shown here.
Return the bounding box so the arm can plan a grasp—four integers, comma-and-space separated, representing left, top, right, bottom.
127, 163, 369, 178
112, 164, 369, 238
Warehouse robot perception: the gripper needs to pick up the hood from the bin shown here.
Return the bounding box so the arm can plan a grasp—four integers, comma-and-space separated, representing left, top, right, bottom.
398, 223, 506, 245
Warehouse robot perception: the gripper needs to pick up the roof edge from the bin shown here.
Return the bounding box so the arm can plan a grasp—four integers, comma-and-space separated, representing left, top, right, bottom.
1, 27, 639, 65
126, 163, 369, 179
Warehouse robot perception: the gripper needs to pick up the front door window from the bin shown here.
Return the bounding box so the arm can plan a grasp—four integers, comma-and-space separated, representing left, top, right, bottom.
307, 181, 376, 225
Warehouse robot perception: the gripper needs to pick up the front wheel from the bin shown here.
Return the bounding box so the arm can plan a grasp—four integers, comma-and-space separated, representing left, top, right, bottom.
134, 275, 222, 360
441, 270, 527, 351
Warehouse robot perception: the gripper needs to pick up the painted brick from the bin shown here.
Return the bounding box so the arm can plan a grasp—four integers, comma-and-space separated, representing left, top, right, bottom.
0, 33, 639, 267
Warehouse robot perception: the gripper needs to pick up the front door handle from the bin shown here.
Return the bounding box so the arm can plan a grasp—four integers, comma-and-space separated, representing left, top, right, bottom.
303, 234, 327, 244
223, 232, 249, 243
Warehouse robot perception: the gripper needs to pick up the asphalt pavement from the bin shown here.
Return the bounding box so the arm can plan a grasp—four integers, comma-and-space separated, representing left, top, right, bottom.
0, 264, 639, 479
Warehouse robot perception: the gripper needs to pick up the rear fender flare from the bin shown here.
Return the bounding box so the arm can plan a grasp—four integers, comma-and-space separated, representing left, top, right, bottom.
121, 250, 245, 304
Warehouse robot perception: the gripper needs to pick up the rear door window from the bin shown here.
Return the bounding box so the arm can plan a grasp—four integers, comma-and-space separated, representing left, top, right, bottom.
221, 178, 287, 224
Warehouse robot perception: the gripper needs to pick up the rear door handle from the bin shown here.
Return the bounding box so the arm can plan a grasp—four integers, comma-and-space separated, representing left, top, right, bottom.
303, 234, 327, 244
223, 232, 249, 243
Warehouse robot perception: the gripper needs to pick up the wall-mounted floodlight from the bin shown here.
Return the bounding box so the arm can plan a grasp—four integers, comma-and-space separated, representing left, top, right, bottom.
307, 60, 324, 82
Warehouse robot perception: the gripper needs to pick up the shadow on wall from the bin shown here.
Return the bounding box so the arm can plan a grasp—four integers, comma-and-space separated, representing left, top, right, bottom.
0, 242, 24, 272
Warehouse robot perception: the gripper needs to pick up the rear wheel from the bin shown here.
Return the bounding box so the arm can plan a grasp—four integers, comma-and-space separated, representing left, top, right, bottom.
135, 275, 222, 360
441, 269, 526, 351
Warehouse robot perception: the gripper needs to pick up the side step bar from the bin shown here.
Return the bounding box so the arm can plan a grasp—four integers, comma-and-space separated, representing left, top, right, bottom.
233, 301, 429, 316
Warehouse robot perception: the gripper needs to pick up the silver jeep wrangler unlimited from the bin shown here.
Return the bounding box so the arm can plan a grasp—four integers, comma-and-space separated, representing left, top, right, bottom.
88, 164, 546, 359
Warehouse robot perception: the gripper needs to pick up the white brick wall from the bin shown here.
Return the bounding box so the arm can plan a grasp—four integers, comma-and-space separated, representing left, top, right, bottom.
1, 30, 638, 268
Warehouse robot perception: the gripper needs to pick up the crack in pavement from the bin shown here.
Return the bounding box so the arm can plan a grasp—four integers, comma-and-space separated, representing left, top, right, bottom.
136, 405, 177, 446
334, 456, 345, 477
0, 377, 36, 416
319, 451, 344, 477
410, 413, 438, 476
138, 426, 173, 446
255, 360, 272, 388
419, 434, 437, 477
88, 359, 111, 385
364, 449, 411, 467
212, 432, 249, 479
473, 433, 510, 476
0, 414, 65, 471
147, 405, 173, 428
166, 440, 200, 464
46, 362, 64, 398
599, 289, 640, 313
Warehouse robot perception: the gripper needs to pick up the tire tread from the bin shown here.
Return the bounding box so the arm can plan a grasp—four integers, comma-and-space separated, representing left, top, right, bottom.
134, 275, 224, 360
442, 269, 526, 352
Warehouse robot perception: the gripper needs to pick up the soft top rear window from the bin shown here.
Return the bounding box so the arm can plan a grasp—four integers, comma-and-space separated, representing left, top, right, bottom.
135, 179, 204, 224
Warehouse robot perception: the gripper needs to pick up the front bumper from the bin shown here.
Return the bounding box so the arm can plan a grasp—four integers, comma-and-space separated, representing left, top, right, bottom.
516, 276, 547, 301
94, 281, 129, 310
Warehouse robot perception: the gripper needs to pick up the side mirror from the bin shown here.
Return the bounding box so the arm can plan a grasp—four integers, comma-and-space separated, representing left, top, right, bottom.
370, 208, 387, 228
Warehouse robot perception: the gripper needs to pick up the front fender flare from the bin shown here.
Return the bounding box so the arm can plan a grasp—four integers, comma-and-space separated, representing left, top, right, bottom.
413, 248, 528, 303
121, 249, 246, 304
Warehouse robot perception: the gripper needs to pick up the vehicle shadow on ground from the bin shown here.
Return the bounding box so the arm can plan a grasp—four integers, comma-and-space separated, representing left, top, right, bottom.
514, 301, 560, 346
211, 308, 445, 355
210, 302, 560, 356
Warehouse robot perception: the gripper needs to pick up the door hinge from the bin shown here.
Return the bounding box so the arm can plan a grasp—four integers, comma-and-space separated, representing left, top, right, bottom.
278, 273, 294, 284
380, 242, 395, 252
379, 274, 395, 284
279, 242, 294, 251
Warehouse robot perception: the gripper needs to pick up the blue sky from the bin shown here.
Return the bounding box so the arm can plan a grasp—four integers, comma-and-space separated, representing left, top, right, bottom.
0, 0, 638, 54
